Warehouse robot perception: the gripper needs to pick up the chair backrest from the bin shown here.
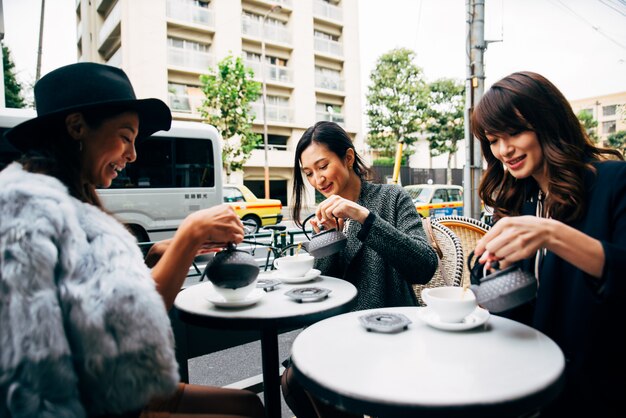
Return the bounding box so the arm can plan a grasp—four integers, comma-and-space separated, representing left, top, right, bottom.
432, 216, 491, 287
413, 219, 464, 306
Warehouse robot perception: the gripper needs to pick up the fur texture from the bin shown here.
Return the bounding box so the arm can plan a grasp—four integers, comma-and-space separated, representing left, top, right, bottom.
0, 163, 179, 417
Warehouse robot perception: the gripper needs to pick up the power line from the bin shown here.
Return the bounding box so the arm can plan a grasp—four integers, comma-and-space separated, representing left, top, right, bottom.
598, 0, 626, 17
549, 0, 626, 52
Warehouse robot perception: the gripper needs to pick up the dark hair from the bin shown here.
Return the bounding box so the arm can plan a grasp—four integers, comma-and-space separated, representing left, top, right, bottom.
471, 71, 622, 223
291, 121, 371, 225
20, 105, 136, 208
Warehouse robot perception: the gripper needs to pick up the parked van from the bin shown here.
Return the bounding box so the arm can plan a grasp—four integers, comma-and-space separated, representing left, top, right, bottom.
0, 108, 223, 242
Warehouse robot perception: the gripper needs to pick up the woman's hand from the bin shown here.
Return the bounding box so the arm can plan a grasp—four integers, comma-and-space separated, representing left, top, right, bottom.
474, 216, 553, 269
184, 204, 245, 249
315, 195, 370, 231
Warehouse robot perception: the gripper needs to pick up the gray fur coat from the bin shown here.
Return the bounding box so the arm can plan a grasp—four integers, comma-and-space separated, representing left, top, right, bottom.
0, 163, 179, 417
315, 181, 438, 310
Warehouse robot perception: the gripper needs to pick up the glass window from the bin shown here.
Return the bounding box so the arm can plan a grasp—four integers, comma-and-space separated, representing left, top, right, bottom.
432, 188, 448, 203
110, 136, 214, 188
448, 189, 462, 202
603, 105, 616, 117
223, 187, 245, 202
602, 120, 616, 135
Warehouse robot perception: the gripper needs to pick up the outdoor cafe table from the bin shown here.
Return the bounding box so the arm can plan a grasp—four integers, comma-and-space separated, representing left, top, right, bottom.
174, 275, 357, 418
290, 306, 565, 418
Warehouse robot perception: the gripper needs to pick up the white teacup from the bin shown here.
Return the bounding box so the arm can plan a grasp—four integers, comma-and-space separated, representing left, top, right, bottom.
421, 286, 477, 323
213, 278, 258, 302
273, 254, 314, 278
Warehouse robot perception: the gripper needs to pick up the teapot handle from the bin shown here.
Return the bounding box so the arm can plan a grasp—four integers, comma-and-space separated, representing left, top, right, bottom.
302, 213, 317, 241
302, 214, 341, 240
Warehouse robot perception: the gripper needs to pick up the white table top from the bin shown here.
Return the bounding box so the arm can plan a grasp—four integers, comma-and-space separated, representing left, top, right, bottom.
291, 306, 565, 417
174, 275, 357, 329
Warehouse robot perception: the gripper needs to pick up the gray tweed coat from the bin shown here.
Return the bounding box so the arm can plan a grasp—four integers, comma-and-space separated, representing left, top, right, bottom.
0, 163, 179, 417
315, 181, 438, 310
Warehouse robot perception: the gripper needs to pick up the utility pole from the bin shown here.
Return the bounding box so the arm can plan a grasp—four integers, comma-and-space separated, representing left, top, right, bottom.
36, 0, 45, 81
0, 0, 5, 108
464, 0, 485, 220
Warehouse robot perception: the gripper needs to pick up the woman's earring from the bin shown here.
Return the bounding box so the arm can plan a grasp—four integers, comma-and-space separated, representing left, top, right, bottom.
502, 163, 507, 172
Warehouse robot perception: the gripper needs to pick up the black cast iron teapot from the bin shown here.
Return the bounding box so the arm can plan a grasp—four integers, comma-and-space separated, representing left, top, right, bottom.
201, 243, 260, 289
301, 213, 348, 258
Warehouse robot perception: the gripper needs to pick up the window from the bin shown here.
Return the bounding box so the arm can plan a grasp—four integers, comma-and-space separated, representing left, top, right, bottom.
314, 30, 339, 42
432, 188, 448, 203
167, 37, 209, 52
111, 137, 215, 188
255, 134, 288, 150
223, 187, 245, 203
448, 188, 462, 202
602, 120, 616, 135
603, 105, 616, 117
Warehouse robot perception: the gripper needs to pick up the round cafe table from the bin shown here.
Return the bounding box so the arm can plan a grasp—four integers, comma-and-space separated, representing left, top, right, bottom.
174, 275, 357, 418
291, 306, 565, 418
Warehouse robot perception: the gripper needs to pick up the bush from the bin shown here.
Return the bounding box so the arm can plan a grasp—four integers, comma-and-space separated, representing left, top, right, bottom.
373, 156, 407, 166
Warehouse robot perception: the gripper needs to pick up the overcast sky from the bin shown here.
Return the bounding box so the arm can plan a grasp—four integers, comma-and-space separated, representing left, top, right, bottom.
3, 0, 626, 103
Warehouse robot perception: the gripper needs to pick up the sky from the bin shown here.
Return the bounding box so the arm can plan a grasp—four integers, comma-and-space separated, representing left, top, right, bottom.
2, 0, 626, 105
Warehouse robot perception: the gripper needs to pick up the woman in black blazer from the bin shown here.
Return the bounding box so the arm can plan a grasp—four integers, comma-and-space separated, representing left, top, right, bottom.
472, 71, 626, 417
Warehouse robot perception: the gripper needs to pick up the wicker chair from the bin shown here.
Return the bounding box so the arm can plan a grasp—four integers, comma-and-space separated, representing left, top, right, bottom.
432, 216, 491, 287
413, 219, 464, 306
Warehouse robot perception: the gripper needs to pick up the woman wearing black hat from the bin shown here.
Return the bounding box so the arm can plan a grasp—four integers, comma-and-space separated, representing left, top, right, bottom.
0, 63, 264, 417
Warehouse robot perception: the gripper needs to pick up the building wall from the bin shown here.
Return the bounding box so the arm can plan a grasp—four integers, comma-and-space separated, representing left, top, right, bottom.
76, 0, 362, 209
570, 91, 626, 146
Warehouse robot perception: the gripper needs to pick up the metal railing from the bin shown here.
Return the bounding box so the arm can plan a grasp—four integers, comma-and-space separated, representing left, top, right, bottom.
313, 0, 343, 21
245, 60, 292, 84
167, 46, 214, 72
166, 0, 215, 28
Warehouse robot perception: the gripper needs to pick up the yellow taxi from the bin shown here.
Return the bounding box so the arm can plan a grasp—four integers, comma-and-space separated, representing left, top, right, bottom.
403, 184, 464, 218
223, 184, 283, 232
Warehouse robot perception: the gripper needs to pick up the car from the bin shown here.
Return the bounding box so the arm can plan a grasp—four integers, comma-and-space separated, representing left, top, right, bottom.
223, 184, 283, 233
403, 184, 464, 218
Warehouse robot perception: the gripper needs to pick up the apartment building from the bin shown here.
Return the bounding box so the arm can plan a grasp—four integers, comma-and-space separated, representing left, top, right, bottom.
570, 91, 626, 147
75, 0, 362, 207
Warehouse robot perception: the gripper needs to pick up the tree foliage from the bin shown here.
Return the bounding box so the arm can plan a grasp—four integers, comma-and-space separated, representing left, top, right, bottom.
199, 55, 261, 175
607, 130, 626, 155
2, 42, 26, 108
365, 48, 428, 158
424, 78, 465, 168
577, 109, 598, 142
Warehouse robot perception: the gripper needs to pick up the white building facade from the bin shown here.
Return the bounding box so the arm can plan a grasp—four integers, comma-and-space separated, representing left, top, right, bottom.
75, 0, 363, 208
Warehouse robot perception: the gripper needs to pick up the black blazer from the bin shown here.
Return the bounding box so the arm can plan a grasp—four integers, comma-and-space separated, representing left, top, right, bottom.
518, 160, 626, 417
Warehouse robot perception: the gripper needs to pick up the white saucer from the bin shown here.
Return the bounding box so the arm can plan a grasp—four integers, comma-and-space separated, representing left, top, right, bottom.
205, 288, 265, 308
418, 307, 490, 331
271, 268, 321, 284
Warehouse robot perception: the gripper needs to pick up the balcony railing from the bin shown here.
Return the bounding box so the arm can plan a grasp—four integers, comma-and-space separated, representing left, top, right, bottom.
314, 37, 343, 56
251, 102, 293, 123
313, 0, 343, 21
316, 111, 345, 125
245, 60, 292, 84
241, 17, 291, 44
167, 47, 214, 72
98, 0, 121, 46
166, 0, 215, 28
315, 73, 344, 91
169, 93, 192, 112
106, 47, 122, 68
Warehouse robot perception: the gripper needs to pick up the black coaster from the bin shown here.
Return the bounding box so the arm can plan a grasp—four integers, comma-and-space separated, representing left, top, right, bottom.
359, 312, 412, 333
284, 287, 331, 303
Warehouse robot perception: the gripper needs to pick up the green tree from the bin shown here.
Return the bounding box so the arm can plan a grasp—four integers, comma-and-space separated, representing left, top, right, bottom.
424, 78, 465, 172
199, 55, 261, 178
365, 48, 429, 159
607, 130, 626, 156
2, 42, 26, 108
577, 109, 598, 142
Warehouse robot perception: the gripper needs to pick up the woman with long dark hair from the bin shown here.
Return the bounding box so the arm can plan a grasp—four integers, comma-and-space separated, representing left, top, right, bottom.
472, 71, 626, 416
283, 121, 438, 417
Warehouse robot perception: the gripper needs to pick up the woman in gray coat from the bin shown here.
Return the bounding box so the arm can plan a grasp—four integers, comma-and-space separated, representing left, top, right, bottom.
282, 121, 438, 418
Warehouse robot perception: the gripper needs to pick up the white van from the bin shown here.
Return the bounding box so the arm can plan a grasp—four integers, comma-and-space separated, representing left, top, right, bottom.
0, 108, 223, 242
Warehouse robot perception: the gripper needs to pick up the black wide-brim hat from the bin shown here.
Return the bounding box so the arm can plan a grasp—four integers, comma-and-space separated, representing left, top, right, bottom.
5, 62, 172, 151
